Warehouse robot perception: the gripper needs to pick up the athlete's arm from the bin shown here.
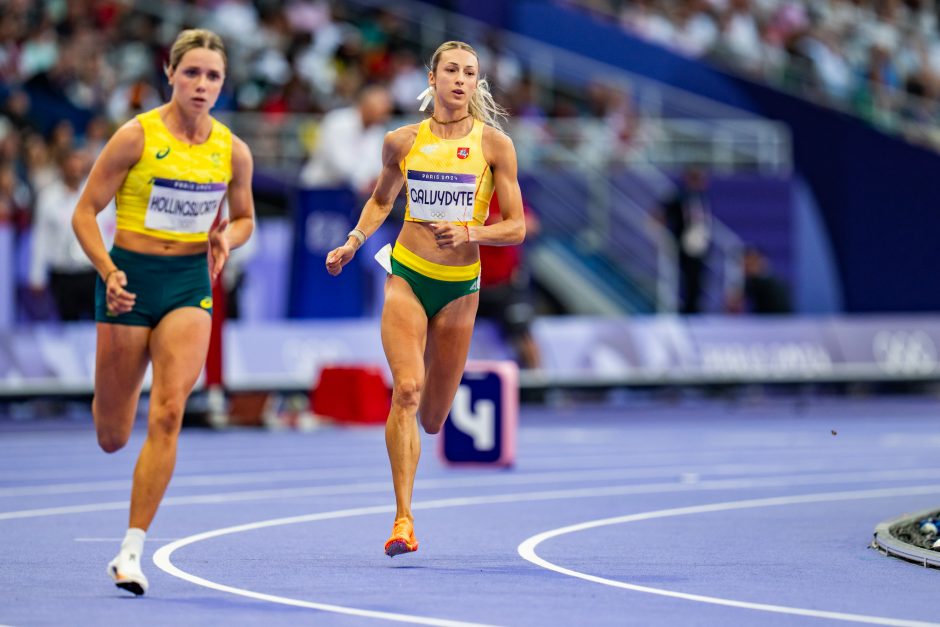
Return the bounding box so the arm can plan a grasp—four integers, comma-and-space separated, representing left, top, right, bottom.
72, 120, 143, 314
72, 120, 142, 280
325, 126, 412, 276
209, 135, 255, 281
472, 127, 525, 247
223, 136, 255, 249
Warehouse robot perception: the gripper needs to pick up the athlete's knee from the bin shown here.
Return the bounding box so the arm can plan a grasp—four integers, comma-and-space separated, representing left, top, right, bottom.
420, 415, 445, 435
97, 429, 130, 453
93, 401, 132, 453
148, 395, 186, 438
392, 378, 422, 412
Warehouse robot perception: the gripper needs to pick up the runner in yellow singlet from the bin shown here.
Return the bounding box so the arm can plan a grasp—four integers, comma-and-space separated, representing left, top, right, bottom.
71, 29, 255, 595
326, 41, 526, 557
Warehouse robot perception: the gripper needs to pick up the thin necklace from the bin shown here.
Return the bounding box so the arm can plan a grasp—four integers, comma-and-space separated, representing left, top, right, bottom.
431, 114, 471, 125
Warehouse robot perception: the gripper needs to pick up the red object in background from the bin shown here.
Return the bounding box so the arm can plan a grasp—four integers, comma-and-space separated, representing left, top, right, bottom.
312, 366, 391, 424
479, 194, 528, 287
205, 245, 226, 389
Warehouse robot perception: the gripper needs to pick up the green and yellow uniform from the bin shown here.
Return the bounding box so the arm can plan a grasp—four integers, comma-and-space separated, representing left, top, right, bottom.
391, 118, 494, 318
95, 108, 233, 326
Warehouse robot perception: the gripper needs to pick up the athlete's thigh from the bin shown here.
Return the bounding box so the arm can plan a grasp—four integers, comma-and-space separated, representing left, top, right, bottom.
93, 322, 151, 428
148, 307, 213, 413
420, 291, 478, 428
381, 276, 429, 388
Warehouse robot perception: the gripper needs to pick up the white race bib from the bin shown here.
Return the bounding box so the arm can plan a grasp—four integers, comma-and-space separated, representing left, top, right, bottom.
144, 178, 227, 233
407, 170, 475, 222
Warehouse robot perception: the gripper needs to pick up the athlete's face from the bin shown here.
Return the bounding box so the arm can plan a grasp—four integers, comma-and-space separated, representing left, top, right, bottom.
430, 48, 478, 111
168, 47, 226, 114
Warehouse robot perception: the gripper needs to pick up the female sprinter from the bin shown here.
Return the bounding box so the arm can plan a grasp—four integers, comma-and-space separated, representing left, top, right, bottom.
325, 41, 525, 557
71, 29, 254, 594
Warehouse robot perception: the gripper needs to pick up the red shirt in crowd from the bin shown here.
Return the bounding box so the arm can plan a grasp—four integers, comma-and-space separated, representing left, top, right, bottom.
479, 194, 532, 288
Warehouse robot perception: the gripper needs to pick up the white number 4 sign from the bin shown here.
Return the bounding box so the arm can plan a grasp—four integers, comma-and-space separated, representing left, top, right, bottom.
450, 385, 496, 451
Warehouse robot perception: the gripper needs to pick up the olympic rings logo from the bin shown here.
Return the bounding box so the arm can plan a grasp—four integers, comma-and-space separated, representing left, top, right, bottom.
872, 330, 938, 375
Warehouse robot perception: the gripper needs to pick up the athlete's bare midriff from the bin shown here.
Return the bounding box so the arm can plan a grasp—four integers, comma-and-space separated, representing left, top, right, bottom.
396, 220, 480, 266
114, 229, 209, 256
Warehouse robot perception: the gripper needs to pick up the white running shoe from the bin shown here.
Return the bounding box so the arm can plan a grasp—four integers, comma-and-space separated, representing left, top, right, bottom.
108, 550, 149, 596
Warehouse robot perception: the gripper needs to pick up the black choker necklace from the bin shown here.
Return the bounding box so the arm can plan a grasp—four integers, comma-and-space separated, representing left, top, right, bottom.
431, 114, 471, 125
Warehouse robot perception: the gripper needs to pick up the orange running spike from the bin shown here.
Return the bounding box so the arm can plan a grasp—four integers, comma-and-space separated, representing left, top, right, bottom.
384, 517, 419, 557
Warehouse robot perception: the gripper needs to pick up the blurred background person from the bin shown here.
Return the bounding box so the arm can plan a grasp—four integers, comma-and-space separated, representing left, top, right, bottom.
28, 147, 113, 321
728, 245, 792, 315
478, 193, 542, 370
299, 84, 392, 196
657, 165, 713, 314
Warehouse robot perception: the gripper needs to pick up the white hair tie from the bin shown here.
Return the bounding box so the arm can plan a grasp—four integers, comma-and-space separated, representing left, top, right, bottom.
416, 86, 433, 112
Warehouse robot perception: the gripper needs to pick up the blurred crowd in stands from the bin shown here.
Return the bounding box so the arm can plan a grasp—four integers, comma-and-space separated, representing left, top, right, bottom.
563, 0, 940, 147
0, 0, 798, 327
0, 1, 649, 324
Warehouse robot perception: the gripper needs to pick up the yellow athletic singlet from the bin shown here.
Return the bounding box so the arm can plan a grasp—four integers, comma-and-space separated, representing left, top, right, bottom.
401, 118, 494, 226
115, 108, 233, 243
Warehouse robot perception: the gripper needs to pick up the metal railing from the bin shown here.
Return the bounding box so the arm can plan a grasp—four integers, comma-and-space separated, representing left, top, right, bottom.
223, 112, 790, 174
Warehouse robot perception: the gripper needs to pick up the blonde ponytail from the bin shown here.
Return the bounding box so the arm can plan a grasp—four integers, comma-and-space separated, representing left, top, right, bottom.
428, 41, 509, 132
469, 77, 508, 132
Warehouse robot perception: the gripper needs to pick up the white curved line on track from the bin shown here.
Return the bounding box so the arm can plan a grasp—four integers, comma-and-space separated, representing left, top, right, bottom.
154, 483, 940, 627
4, 467, 940, 521
517, 486, 940, 627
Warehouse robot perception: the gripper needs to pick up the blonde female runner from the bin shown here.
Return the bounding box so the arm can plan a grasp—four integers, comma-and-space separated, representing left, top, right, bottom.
72, 29, 254, 593
326, 41, 525, 556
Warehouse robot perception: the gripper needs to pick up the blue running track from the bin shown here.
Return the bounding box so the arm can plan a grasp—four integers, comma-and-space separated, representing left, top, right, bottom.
2, 396, 940, 626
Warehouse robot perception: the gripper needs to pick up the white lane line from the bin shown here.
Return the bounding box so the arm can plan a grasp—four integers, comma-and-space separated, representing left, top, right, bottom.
154, 502, 496, 627
4, 467, 940, 521
154, 483, 940, 627
0, 467, 384, 497
0, 461, 841, 497
75, 537, 180, 542
517, 485, 940, 627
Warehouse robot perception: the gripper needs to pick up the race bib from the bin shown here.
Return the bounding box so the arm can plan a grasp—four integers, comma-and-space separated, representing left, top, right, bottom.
407, 170, 475, 222
144, 178, 227, 233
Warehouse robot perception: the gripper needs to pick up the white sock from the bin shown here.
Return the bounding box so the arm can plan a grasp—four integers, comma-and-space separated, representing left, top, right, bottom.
121, 528, 146, 556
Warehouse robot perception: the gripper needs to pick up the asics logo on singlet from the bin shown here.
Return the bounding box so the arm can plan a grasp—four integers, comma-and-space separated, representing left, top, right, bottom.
156, 147, 171, 159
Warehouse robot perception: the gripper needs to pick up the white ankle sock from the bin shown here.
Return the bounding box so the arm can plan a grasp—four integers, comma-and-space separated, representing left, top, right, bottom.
121, 528, 146, 556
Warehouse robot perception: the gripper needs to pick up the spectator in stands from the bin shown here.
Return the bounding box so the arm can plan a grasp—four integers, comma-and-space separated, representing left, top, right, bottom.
23, 133, 58, 194
728, 245, 792, 314
478, 194, 542, 369
568, 0, 940, 148
28, 148, 108, 321
299, 84, 392, 195
0, 160, 30, 230
658, 165, 713, 314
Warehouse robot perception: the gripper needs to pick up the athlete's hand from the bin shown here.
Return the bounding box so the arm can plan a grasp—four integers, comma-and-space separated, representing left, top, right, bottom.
105, 269, 136, 315
326, 244, 356, 276
429, 222, 469, 249
208, 218, 230, 282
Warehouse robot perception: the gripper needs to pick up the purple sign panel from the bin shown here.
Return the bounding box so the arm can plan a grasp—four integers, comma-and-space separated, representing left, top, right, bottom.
685, 317, 835, 379
2, 316, 940, 395
828, 316, 940, 377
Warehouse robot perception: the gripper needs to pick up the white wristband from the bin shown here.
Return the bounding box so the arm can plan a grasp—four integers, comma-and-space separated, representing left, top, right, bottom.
347, 228, 366, 247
